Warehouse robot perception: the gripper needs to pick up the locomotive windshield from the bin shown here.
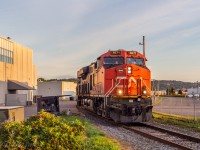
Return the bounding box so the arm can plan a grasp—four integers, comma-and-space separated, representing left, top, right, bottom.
104, 57, 124, 69
126, 57, 144, 66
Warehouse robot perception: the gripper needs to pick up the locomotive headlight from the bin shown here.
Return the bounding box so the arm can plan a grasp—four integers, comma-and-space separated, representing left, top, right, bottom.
142, 86, 147, 95
118, 89, 123, 94
143, 90, 147, 94
127, 66, 132, 74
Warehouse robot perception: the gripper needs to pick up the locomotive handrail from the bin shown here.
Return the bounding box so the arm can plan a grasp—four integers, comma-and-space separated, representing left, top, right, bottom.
104, 77, 123, 108
142, 80, 151, 93
104, 79, 114, 98
103, 79, 114, 108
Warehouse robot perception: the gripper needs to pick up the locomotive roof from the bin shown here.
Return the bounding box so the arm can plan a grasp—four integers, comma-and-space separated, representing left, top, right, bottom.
97, 49, 147, 60
78, 49, 147, 71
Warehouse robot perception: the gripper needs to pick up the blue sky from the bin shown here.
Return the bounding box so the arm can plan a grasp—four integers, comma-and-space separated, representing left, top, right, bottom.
1, 0, 200, 82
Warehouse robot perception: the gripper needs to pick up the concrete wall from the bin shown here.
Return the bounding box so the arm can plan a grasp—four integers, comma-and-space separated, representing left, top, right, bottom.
6, 94, 27, 106
17, 90, 33, 101
0, 81, 7, 105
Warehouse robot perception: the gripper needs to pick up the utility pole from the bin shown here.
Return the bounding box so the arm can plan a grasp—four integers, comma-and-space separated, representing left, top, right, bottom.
157, 80, 160, 97
197, 81, 199, 100
139, 36, 146, 57
193, 81, 198, 121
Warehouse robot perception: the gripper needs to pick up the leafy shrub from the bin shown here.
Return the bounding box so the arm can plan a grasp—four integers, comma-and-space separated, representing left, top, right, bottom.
0, 110, 85, 150
0, 111, 120, 150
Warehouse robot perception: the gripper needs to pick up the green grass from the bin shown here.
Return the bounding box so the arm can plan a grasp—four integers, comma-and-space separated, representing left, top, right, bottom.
160, 95, 186, 97
153, 112, 200, 132
62, 115, 120, 150
62, 115, 105, 137
83, 136, 120, 150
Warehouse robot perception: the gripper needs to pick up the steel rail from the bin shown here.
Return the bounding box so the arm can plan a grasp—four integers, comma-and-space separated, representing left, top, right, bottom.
121, 125, 193, 150
77, 106, 198, 150
138, 122, 200, 143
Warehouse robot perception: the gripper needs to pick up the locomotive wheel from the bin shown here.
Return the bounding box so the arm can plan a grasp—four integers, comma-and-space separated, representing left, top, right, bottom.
102, 107, 110, 118
93, 106, 97, 113
97, 107, 102, 116
77, 100, 81, 106
102, 111, 106, 117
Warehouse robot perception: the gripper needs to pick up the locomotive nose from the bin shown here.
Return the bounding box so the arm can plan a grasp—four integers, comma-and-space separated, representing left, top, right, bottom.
126, 64, 151, 96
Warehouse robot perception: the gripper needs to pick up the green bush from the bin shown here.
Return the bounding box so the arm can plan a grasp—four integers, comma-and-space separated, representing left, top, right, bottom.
0, 111, 120, 150
0, 110, 85, 150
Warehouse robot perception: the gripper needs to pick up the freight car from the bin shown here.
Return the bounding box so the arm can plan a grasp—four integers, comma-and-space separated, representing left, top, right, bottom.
77, 49, 152, 123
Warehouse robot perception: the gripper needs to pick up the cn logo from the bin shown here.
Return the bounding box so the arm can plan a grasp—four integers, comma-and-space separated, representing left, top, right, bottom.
128, 77, 137, 88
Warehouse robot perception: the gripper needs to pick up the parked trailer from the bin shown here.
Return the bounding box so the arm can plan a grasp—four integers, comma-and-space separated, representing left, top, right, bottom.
37, 95, 72, 114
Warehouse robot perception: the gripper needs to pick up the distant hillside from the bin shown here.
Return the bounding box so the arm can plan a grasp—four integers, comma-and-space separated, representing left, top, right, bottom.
38, 78, 196, 91
37, 78, 78, 83
151, 80, 197, 91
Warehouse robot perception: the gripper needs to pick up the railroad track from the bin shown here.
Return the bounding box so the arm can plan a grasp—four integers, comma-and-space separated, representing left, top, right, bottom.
122, 123, 200, 150
77, 106, 200, 150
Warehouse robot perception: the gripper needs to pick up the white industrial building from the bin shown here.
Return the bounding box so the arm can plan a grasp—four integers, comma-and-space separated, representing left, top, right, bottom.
187, 88, 200, 96
37, 81, 77, 99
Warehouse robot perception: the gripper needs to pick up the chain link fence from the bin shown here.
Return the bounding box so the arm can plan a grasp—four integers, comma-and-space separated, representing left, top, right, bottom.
153, 96, 200, 119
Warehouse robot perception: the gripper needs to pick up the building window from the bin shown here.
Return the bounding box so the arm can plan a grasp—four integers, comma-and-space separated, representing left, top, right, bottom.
0, 48, 13, 64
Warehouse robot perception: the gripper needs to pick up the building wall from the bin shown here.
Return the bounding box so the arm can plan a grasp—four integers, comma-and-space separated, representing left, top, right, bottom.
37, 81, 77, 97
187, 88, 200, 95
33, 65, 37, 89
37, 81, 62, 96
6, 94, 27, 106
62, 81, 77, 96
0, 81, 7, 105
0, 36, 37, 104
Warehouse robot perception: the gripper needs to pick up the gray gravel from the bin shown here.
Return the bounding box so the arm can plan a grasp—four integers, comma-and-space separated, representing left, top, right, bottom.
85, 114, 178, 150
147, 121, 200, 139
134, 126, 200, 150
25, 101, 200, 149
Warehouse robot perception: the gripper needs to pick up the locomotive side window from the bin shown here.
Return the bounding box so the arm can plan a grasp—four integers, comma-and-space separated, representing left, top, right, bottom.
126, 58, 144, 66
97, 59, 102, 68
103, 57, 124, 69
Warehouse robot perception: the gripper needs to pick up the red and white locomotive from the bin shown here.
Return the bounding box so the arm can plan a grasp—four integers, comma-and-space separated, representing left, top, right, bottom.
77, 49, 152, 122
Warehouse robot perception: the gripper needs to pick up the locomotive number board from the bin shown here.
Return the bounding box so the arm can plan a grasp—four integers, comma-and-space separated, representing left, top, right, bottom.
127, 51, 137, 55
110, 51, 121, 55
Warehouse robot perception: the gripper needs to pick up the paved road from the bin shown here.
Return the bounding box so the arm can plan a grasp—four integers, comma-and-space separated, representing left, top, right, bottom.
24, 97, 198, 118
153, 97, 200, 117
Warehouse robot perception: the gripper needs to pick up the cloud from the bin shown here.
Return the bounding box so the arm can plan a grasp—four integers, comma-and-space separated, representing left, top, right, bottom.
1, 0, 200, 81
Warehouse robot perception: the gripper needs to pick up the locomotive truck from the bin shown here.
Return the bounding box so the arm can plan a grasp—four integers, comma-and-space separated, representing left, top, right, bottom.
77, 49, 152, 123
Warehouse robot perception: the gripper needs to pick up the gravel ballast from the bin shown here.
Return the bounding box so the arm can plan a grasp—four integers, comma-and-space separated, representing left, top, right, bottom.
85, 114, 178, 150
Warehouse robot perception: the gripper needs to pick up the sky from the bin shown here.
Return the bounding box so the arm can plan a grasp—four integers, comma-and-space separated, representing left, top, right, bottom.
1, 0, 200, 82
